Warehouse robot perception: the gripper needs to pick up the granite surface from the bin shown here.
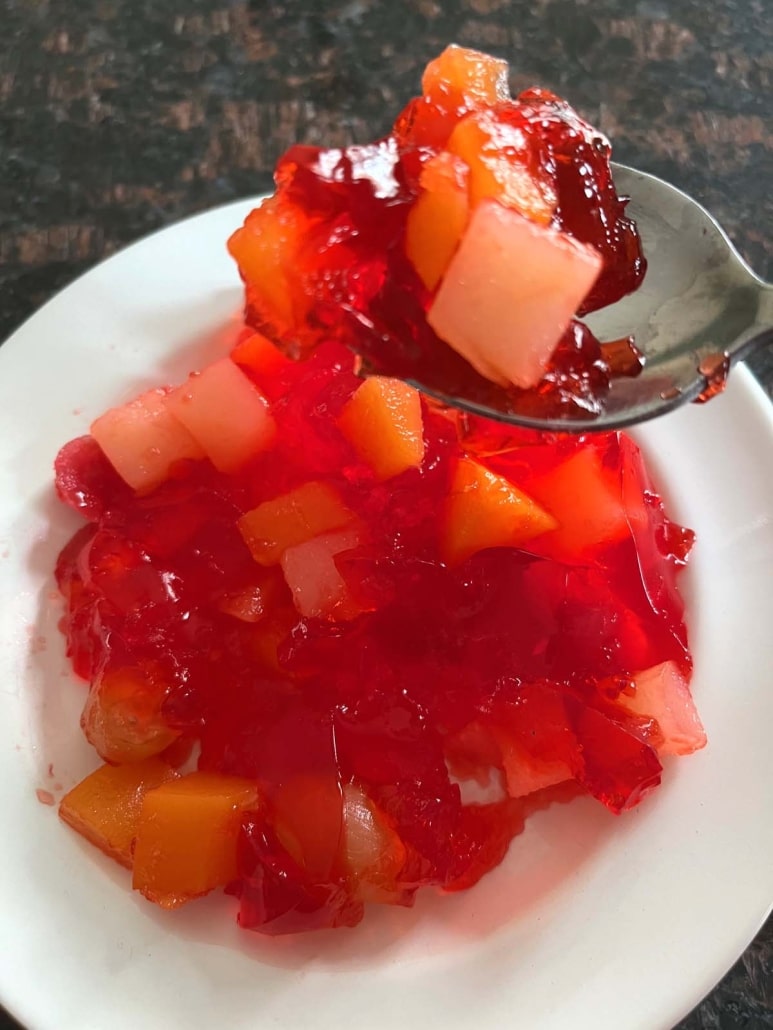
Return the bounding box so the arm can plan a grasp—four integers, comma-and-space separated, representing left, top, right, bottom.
0, 1, 770, 1027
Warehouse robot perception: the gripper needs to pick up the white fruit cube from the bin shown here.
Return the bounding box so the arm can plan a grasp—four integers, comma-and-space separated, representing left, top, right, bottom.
427, 199, 603, 389
281, 526, 363, 621
166, 358, 275, 474
91, 388, 205, 492
622, 661, 707, 756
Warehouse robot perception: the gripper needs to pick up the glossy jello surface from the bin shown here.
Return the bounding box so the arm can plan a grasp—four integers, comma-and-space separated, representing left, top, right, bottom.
53, 46, 703, 936
228, 45, 647, 421
55, 329, 703, 935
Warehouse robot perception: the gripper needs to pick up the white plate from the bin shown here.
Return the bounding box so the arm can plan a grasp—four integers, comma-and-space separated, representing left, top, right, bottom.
0, 201, 771, 1030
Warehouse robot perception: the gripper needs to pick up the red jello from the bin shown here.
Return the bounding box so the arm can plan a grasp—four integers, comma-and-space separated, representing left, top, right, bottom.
53, 47, 703, 937
228, 45, 647, 421
54, 332, 703, 935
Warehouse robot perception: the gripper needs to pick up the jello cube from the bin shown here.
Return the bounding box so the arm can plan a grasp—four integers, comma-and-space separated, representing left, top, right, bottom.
427, 200, 603, 389
239, 481, 355, 566
59, 758, 178, 868
132, 772, 260, 908
442, 456, 557, 565
338, 377, 425, 480
526, 444, 631, 557
91, 388, 204, 492
166, 358, 275, 474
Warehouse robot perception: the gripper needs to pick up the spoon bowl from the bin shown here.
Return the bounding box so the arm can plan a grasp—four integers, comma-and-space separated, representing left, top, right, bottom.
412, 163, 773, 432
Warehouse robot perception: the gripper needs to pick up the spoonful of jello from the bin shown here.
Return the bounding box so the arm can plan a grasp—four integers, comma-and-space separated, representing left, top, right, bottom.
228, 44, 772, 433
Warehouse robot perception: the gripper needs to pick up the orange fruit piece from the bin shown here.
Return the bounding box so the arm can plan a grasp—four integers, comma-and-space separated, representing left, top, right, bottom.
442, 455, 557, 566
227, 196, 309, 331
338, 377, 425, 480
239, 481, 355, 565
446, 109, 557, 226
82, 665, 181, 764
405, 152, 470, 291
231, 330, 293, 383
132, 771, 260, 909
422, 44, 510, 111
59, 758, 178, 869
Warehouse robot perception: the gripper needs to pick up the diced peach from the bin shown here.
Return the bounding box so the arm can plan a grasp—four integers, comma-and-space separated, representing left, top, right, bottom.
231, 330, 294, 382
422, 44, 510, 110
81, 665, 181, 764
281, 526, 364, 620
405, 153, 470, 290
132, 772, 260, 908
442, 456, 557, 566
165, 359, 275, 474
427, 200, 603, 389
238, 481, 355, 566
227, 196, 309, 330
618, 661, 707, 756
527, 445, 631, 557
447, 110, 557, 225
337, 377, 425, 480
59, 758, 178, 868
91, 388, 204, 493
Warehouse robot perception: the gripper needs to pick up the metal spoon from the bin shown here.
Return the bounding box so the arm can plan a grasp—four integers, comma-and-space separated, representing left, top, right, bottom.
410, 163, 773, 432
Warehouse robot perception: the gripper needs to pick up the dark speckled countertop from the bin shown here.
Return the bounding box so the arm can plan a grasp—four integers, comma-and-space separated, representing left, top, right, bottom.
0, 2, 770, 1028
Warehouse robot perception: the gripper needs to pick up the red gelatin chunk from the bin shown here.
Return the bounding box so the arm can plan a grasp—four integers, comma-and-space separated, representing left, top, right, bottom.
229, 45, 646, 422
526, 443, 635, 558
